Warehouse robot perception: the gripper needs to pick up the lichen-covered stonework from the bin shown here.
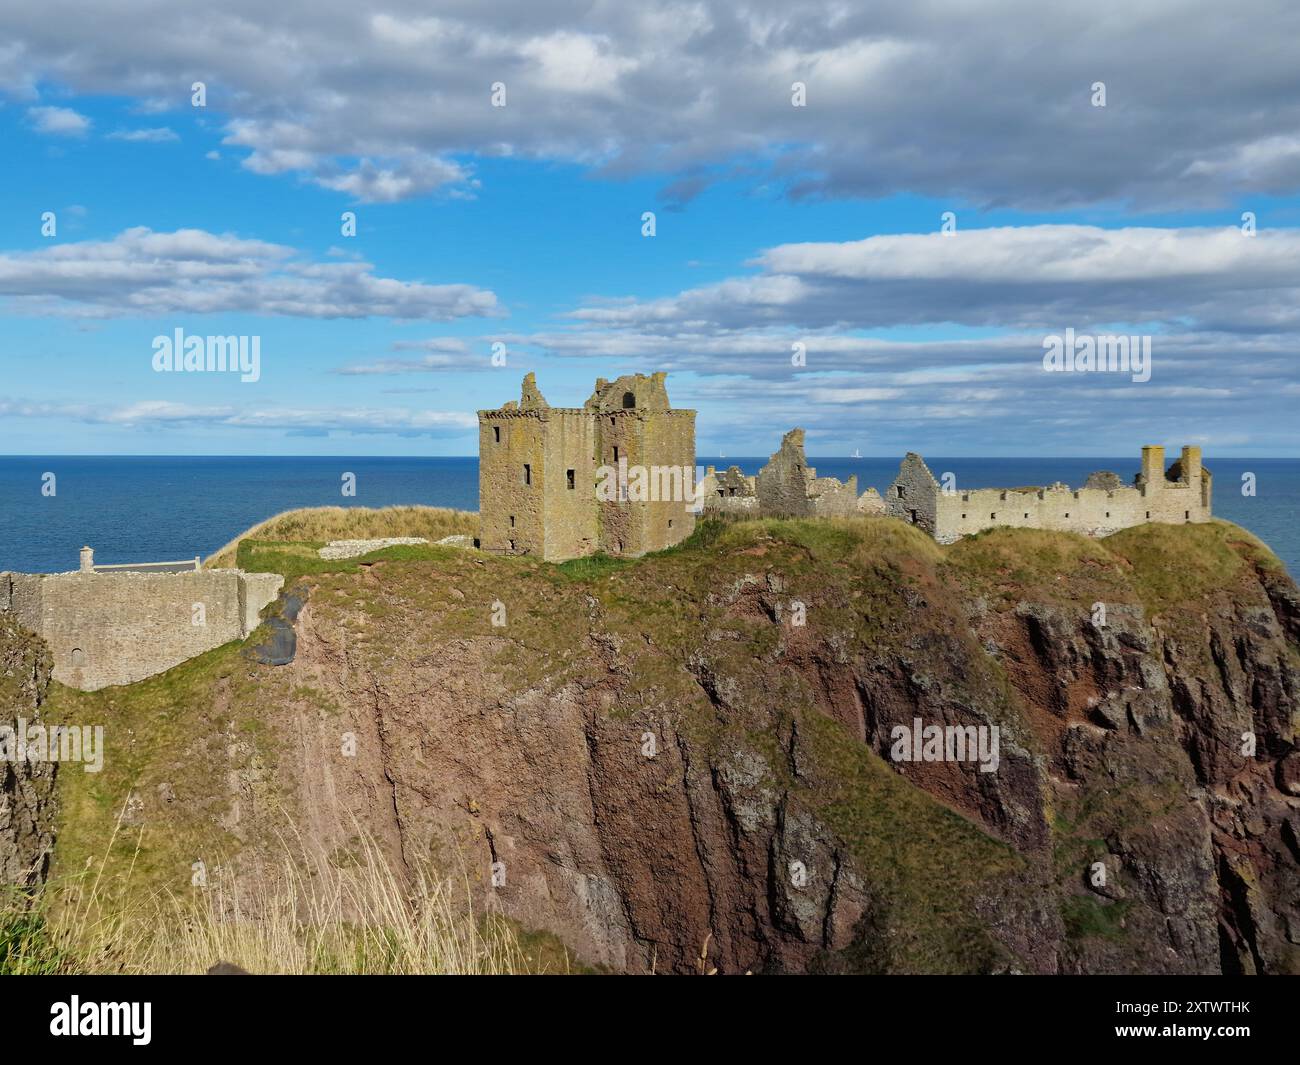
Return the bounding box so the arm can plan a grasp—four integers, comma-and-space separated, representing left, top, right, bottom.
701, 427, 868, 518
886, 445, 1213, 543
0, 568, 283, 691
478, 373, 697, 561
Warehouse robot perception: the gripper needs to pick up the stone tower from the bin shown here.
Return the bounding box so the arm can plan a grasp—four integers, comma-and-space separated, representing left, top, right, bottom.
478, 372, 697, 561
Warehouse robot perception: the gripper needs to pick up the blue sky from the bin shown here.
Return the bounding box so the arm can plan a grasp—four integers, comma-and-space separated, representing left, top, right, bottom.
1, 1, 1298, 457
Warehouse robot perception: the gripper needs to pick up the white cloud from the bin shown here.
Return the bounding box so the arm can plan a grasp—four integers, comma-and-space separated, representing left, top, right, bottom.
757, 226, 1298, 284
0, 226, 501, 320
27, 104, 90, 136
555, 225, 1300, 334
315, 156, 471, 202
106, 126, 179, 142
1, 2, 1297, 205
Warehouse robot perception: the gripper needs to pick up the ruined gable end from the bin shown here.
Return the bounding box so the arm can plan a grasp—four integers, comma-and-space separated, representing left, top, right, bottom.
750, 428, 857, 518
886, 453, 942, 534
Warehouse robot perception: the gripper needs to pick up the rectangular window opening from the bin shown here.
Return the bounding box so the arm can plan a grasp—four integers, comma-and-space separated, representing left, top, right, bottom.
523, 464, 531, 486
566, 469, 575, 490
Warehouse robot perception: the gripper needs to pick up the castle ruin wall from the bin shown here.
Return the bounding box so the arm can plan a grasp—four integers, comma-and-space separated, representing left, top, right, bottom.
0, 568, 283, 691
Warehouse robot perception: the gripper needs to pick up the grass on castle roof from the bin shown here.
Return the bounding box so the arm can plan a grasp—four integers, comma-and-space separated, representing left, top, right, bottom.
205, 505, 478, 569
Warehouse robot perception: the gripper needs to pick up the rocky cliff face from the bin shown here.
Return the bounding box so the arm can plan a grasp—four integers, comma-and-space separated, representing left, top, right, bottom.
0, 614, 57, 888
46, 519, 1300, 974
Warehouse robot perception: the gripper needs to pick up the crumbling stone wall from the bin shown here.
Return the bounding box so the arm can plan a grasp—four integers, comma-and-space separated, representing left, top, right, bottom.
478, 373, 696, 561
701, 428, 873, 520
856, 488, 885, 514
885, 453, 942, 535
699, 466, 759, 516
887, 445, 1213, 543
754, 429, 859, 518
0, 569, 283, 691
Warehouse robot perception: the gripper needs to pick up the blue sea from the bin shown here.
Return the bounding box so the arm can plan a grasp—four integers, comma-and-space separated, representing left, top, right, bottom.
0, 456, 1295, 578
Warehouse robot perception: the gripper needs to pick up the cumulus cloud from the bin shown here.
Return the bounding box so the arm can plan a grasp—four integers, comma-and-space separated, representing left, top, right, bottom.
556, 225, 1300, 334
1, 2, 1298, 206
27, 104, 90, 136
332, 336, 518, 375
0, 226, 501, 320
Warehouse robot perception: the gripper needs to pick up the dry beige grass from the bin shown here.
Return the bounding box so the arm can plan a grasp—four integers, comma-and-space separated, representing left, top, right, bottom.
205, 505, 478, 568
5, 803, 537, 975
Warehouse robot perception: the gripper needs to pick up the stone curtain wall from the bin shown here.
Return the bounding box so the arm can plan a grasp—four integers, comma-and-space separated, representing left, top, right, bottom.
887, 446, 1213, 544
805, 474, 859, 518
0, 569, 283, 691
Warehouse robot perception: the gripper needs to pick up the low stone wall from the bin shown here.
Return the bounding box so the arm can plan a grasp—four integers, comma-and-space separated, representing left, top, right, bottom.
318, 537, 429, 560
0, 569, 283, 691
856, 488, 885, 514
805, 475, 859, 518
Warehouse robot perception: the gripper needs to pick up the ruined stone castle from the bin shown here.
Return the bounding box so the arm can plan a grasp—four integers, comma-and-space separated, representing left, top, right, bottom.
477, 376, 1211, 556
885, 445, 1212, 543
478, 372, 697, 561
693, 428, 1210, 544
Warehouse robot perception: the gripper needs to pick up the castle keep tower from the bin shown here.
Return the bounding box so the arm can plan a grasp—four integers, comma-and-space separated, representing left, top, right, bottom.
478, 373, 696, 562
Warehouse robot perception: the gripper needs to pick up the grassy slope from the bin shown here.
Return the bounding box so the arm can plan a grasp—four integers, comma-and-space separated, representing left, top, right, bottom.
42, 511, 1291, 972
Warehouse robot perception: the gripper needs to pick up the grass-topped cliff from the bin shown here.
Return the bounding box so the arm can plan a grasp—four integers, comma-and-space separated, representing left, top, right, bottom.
204, 505, 477, 569
13, 512, 1300, 974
